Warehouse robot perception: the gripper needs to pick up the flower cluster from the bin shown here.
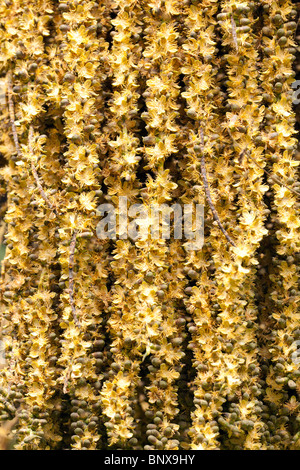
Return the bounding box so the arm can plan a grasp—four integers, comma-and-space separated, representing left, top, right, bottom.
0, 0, 299, 450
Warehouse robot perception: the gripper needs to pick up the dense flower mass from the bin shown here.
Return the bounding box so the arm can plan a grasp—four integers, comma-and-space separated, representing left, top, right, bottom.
0, 0, 299, 450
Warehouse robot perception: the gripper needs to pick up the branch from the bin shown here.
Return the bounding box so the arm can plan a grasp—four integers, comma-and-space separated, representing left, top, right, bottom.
231, 16, 239, 53
63, 365, 72, 394
69, 230, 80, 328
7, 75, 58, 213
227, 129, 300, 197
28, 127, 57, 212
198, 127, 236, 247
0, 221, 6, 247
6, 71, 21, 158
240, 147, 300, 198
63, 230, 80, 392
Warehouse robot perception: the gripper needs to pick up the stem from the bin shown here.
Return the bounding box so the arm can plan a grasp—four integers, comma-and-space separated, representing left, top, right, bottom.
231, 15, 239, 53
28, 127, 57, 212
69, 230, 80, 328
199, 127, 236, 247
242, 148, 300, 198
227, 129, 300, 197
6, 71, 22, 158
